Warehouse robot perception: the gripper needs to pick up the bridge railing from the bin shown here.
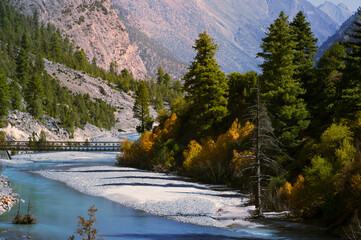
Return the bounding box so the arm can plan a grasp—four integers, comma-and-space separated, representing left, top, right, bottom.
0, 141, 122, 152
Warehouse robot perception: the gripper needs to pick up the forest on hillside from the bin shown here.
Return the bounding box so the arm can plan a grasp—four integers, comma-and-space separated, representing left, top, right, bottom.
0, 0, 183, 134
118, 9, 361, 238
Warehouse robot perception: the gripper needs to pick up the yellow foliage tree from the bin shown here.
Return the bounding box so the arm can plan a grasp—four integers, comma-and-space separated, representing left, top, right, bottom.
183, 120, 254, 182
118, 113, 181, 169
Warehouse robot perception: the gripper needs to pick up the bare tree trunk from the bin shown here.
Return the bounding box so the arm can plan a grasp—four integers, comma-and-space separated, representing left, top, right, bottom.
255, 78, 263, 217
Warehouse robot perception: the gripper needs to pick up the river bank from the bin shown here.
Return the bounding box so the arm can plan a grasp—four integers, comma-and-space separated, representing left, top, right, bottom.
0, 151, 340, 239
4, 152, 256, 229
0, 174, 18, 216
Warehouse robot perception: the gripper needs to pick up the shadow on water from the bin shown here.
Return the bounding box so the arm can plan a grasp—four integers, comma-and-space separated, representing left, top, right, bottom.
100, 233, 255, 240
99, 182, 210, 190
103, 176, 185, 181
70, 169, 147, 173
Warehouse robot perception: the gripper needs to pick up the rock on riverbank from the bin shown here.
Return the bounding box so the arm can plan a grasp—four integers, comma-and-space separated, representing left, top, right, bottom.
0, 174, 18, 215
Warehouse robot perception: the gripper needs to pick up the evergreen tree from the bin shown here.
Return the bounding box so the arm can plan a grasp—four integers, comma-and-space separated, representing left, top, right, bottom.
336, 8, 361, 120
157, 66, 165, 85
290, 11, 318, 79
25, 74, 44, 118
227, 71, 257, 121
34, 53, 45, 74
183, 31, 228, 134
164, 72, 171, 86
74, 49, 88, 70
290, 11, 318, 104
15, 33, 30, 84
0, 68, 9, 116
257, 11, 309, 148
133, 81, 153, 133
310, 43, 346, 134
10, 80, 22, 110
49, 32, 61, 61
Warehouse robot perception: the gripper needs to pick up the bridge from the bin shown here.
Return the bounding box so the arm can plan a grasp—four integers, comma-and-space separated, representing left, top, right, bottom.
0, 141, 122, 152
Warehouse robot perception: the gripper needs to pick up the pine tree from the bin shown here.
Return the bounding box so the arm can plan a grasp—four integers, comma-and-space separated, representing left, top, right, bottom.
133, 81, 153, 133
157, 66, 165, 85
227, 71, 257, 121
336, 8, 361, 120
25, 74, 44, 118
310, 43, 346, 134
257, 11, 309, 148
15, 33, 30, 84
74, 49, 88, 70
10, 80, 22, 110
164, 72, 171, 86
183, 31, 228, 134
0, 68, 9, 117
290, 11, 318, 79
49, 32, 61, 61
290, 11, 318, 105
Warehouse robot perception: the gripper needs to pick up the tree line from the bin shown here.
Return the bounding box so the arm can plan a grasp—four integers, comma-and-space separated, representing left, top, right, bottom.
0, 0, 182, 135
122, 9, 361, 235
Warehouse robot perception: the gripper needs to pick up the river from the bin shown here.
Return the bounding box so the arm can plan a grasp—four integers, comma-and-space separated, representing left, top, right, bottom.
0, 140, 339, 239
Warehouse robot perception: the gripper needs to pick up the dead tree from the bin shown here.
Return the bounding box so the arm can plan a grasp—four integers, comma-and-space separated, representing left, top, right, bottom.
236, 77, 284, 217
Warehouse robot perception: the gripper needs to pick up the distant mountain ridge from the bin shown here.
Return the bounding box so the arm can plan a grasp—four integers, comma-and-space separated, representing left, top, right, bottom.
113, 0, 340, 74
318, 1, 353, 26
318, 13, 358, 60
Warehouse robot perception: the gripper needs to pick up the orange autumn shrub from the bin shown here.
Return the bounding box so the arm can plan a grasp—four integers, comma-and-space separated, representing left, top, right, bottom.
278, 182, 292, 203
183, 140, 203, 172
154, 113, 180, 140
118, 114, 181, 169
183, 120, 253, 183
276, 175, 326, 218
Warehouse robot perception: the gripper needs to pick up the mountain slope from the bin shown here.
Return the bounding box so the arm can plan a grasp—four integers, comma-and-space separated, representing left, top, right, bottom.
317, 13, 358, 59
318, 1, 353, 26
8, 0, 185, 79
113, 0, 340, 74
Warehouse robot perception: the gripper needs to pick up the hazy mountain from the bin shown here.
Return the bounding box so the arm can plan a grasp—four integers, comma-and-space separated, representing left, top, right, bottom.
8, 0, 185, 79
113, 0, 340, 74
318, 13, 358, 60
318, 1, 353, 26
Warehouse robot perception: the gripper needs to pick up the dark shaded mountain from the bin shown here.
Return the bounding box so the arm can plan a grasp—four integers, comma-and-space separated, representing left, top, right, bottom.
318, 13, 358, 60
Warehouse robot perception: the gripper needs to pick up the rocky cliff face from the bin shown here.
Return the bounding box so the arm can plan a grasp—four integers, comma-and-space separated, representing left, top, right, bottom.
113, 0, 340, 74
9, 0, 148, 79
318, 1, 353, 26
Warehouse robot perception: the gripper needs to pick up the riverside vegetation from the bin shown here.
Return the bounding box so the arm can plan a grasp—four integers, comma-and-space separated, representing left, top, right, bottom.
118, 9, 361, 238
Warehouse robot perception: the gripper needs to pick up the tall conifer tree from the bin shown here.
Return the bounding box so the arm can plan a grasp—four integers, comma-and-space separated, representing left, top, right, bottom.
257, 11, 309, 148
15, 33, 30, 84
291, 11, 318, 105
183, 31, 228, 134
10, 81, 22, 110
133, 81, 153, 133
157, 66, 165, 85
25, 74, 44, 118
49, 32, 61, 61
164, 73, 171, 87
0, 68, 9, 117
336, 8, 361, 119
291, 11, 318, 78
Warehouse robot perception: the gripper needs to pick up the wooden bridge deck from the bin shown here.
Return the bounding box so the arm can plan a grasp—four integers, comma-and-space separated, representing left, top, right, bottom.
0, 141, 121, 152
